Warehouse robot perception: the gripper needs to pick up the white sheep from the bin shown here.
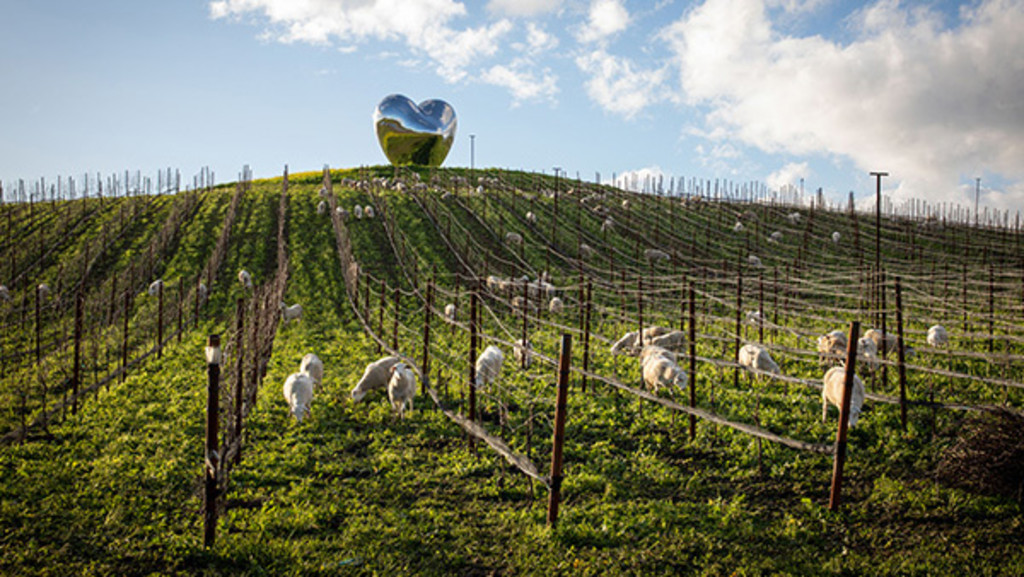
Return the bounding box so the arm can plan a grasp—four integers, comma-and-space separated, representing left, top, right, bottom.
474, 345, 504, 389
611, 326, 685, 356
444, 303, 456, 322
526, 211, 537, 224
318, 186, 328, 197
768, 231, 783, 243
601, 217, 615, 233
505, 232, 523, 246
0, 285, 10, 302
513, 338, 532, 369
747, 255, 763, 268
237, 270, 253, 290
316, 200, 327, 215
640, 344, 677, 366
927, 324, 949, 347
387, 361, 416, 418
486, 275, 509, 293
336, 206, 349, 219
733, 221, 745, 232
621, 199, 630, 209
37, 283, 50, 297
364, 205, 375, 219
579, 243, 595, 259
641, 353, 688, 393
147, 279, 164, 297
351, 356, 402, 402
831, 231, 841, 243
353, 205, 364, 219
787, 212, 802, 224
745, 310, 765, 326
548, 296, 564, 314
822, 365, 866, 427
817, 329, 848, 362
283, 372, 314, 423
280, 301, 302, 324
644, 248, 670, 263
864, 328, 897, 356
857, 336, 878, 368
738, 343, 781, 375
300, 353, 324, 388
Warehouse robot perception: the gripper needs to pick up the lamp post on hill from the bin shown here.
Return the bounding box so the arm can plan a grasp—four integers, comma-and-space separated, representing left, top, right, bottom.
470, 134, 476, 171
975, 177, 981, 228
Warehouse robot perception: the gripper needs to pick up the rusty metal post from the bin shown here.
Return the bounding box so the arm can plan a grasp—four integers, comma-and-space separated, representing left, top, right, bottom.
203, 334, 222, 548
582, 280, 592, 393
72, 291, 83, 415
688, 280, 697, 441
233, 298, 244, 465
157, 280, 164, 358
468, 282, 479, 444
829, 321, 861, 512
547, 333, 572, 527
421, 281, 433, 399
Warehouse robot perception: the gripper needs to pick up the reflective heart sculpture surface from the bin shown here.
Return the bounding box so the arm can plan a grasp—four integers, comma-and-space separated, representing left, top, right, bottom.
373, 94, 457, 167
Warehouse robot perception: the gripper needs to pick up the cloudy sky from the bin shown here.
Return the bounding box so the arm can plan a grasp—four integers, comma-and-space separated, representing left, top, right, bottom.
2, 0, 1023, 213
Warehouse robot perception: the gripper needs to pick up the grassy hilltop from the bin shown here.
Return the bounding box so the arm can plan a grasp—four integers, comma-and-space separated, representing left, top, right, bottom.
0, 165, 1022, 575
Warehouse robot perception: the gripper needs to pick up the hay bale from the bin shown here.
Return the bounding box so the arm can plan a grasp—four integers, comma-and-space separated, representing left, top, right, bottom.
935, 408, 1024, 504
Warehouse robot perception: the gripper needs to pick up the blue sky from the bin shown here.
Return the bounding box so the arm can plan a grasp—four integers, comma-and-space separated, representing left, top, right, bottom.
2, 0, 1023, 214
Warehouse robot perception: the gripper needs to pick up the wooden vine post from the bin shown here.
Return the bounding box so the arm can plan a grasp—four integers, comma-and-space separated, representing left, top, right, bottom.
829, 321, 860, 512
421, 280, 433, 399
157, 280, 164, 358
468, 282, 478, 441
233, 298, 245, 465
547, 333, 572, 527
203, 334, 222, 548
582, 280, 592, 394
72, 291, 83, 415
688, 279, 697, 441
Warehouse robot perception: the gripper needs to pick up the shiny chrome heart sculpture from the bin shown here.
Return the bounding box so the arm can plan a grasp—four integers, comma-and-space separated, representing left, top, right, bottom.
373, 94, 457, 167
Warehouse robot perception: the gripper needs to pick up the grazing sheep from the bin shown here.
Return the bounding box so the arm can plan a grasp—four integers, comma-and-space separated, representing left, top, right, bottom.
513, 338, 532, 369
0, 285, 9, 302
316, 200, 327, 215
387, 362, 416, 418
768, 231, 783, 243
927, 324, 949, 347
444, 303, 456, 322
351, 356, 402, 402
548, 296, 564, 314
280, 301, 302, 324
579, 243, 595, 259
857, 336, 878, 368
147, 279, 164, 297
822, 365, 866, 427
640, 344, 677, 365
611, 326, 685, 356
526, 211, 537, 224
37, 283, 50, 297
335, 206, 349, 219
474, 345, 504, 389
641, 353, 688, 393
353, 205, 364, 219
738, 344, 781, 375
733, 221, 745, 232
644, 248, 670, 263
831, 231, 841, 243
364, 205, 375, 219
621, 199, 630, 209
318, 186, 328, 197
505, 232, 523, 246
747, 255, 763, 268
817, 330, 848, 363
601, 217, 615, 233
238, 270, 253, 290
300, 353, 324, 388
283, 372, 314, 423
486, 275, 509, 293
864, 328, 897, 356
787, 212, 802, 224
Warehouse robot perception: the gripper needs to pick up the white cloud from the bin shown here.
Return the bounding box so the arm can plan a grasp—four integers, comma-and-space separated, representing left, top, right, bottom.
524, 22, 558, 54
577, 0, 630, 43
575, 49, 667, 118
766, 161, 810, 192
481, 60, 559, 104
607, 166, 665, 192
766, 0, 829, 15
661, 0, 1024, 209
209, 0, 512, 83
487, 0, 562, 17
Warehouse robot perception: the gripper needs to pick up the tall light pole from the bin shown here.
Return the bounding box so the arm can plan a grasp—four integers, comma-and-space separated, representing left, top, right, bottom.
975, 177, 981, 227
470, 134, 476, 171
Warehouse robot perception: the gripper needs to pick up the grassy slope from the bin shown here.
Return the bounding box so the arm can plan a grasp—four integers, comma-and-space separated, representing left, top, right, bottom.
0, 171, 1021, 575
